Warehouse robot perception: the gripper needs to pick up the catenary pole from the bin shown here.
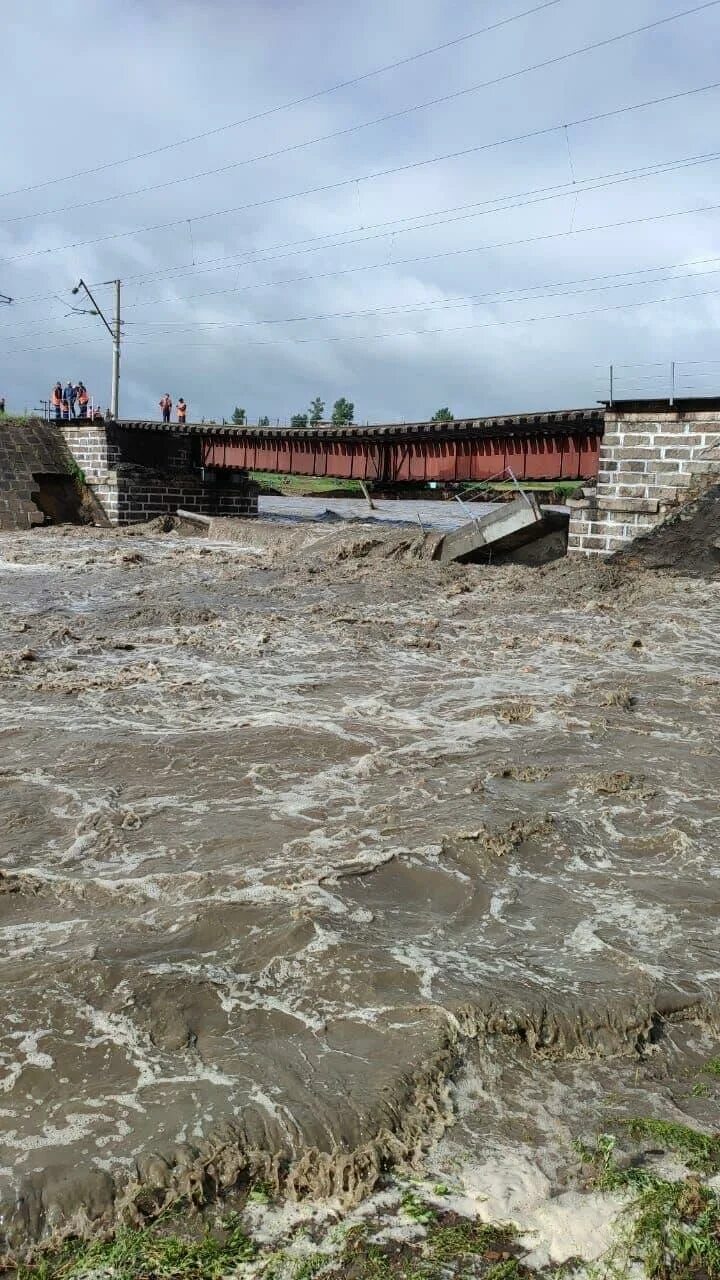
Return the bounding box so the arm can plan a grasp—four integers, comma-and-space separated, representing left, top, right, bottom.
111, 279, 120, 418
71, 277, 121, 416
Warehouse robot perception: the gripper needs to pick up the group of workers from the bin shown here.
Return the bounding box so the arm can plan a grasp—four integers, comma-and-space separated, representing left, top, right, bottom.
159, 393, 187, 424
49, 384, 187, 423
51, 381, 98, 420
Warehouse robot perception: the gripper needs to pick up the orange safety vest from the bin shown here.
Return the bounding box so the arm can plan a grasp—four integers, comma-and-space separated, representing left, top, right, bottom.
51, 388, 62, 406
177, 402, 186, 418
78, 388, 89, 405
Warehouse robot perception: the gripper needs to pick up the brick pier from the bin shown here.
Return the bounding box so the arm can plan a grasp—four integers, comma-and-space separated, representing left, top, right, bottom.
0, 418, 257, 529
61, 421, 257, 525
568, 400, 720, 555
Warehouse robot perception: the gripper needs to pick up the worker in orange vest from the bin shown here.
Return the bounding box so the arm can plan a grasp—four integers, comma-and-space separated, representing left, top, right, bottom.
159, 393, 172, 423
77, 383, 89, 418
177, 398, 187, 425
51, 382, 63, 420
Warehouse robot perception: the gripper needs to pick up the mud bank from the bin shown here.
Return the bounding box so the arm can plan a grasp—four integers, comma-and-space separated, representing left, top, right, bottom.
1, 520, 719, 1264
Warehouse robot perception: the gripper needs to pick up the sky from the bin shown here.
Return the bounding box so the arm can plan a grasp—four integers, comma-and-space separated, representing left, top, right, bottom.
2, 0, 720, 423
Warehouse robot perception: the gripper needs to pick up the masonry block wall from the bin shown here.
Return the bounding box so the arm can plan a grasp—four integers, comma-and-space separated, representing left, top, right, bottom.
61, 422, 258, 524
568, 405, 720, 555
0, 418, 76, 529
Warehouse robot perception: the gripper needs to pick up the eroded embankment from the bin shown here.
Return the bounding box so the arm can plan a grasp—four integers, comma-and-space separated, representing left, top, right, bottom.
0, 520, 719, 1261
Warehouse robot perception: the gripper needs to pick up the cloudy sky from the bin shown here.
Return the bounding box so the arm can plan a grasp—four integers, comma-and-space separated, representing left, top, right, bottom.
2, 0, 719, 422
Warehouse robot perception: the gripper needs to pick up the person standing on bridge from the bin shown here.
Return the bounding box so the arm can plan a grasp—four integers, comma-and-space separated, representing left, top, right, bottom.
51, 382, 63, 420
159, 392, 172, 423
64, 380, 77, 420
76, 382, 89, 418
177, 397, 187, 425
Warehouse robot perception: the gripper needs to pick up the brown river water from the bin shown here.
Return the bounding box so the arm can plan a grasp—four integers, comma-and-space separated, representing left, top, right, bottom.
1, 519, 719, 1261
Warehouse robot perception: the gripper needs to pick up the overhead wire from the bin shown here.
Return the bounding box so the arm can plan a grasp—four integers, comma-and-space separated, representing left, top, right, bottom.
0, 0, 564, 200
3, 77, 719, 266
9, 253, 720, 345
105, 147, 720, 295
117, 196, 720, 314
7, 142, 719, 318
119, 149, 720, 311
4, 1, 717, 227
11, 270, 720, 357
122, 261, 720, 335
112, 281, 720, 351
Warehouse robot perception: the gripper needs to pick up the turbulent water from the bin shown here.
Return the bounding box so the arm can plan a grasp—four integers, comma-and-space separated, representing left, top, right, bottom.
1, 520, 719, 1260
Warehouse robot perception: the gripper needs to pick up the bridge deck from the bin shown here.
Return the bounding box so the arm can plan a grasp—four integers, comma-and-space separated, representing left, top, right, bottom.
114, 408, 603, 484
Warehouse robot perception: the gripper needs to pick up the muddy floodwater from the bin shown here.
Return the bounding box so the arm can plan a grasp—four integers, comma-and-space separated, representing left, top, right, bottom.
1, 519, 719, 1264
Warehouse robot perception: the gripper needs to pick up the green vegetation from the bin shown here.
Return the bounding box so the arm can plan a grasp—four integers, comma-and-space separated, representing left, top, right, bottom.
246, 1180, 271, 1204
430, 407, 454, 423
290, 413, 309, 429
459, 479, 582, 500
552, 481, 580, 500
630, 1178, 720, 1278
309, 397, 325, 425
19, 1121, 720, 1280
231, 406, 246, 425
17, 1217, 256, 1280
250, 470, 363, 495
625, 1117, 720, 1173
400, 1191, 436, 1224
580, 1125, 720, 1278
331, 397, 354, 425
67, 458, 86, 487
485, 1262, 525, 1280
702, 1056, 720, 1078
15, 1202, 526, 1280
426, 1219, 516, 1262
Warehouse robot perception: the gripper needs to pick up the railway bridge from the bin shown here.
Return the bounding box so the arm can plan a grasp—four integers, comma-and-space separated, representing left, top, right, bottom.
193, 407, 603, 485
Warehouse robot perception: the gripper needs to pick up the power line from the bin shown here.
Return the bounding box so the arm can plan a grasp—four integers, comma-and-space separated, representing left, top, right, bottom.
8, 141, 719, 315
10, 249, 720, 345
115, 280, 720, 351
122, 261, 720, 334
0, 1, 564, 201
11, 279, 720, 357
6, 144, 716, 322
5, 1, 716, 227
118, 195, 720, 315
4, 77, 719, 266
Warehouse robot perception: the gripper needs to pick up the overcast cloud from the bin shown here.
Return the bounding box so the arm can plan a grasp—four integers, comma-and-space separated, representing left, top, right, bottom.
2, 0, 719, 422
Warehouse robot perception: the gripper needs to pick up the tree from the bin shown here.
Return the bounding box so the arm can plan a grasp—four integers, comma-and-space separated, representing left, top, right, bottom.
290, 413, 308, 429
431, 407, 454, 423
308, 396, 325, 425
258, 415, 270, 427
331, 397, 354, 425
232, 406, 246, 425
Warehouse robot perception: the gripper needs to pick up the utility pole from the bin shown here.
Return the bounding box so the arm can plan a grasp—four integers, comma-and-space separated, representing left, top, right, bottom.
111, 279, 120, 419
70, 277, 121, 417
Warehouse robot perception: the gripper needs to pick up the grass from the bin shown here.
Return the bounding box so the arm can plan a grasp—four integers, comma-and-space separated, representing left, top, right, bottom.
580, 1126, 720, 1278
67, 458, 87, 487
400, 1192, 436, 1225
459, 480, 582, 500
625, 1118, 720, 1173
13, 1205, 527, 1280
425, 1219, 516, 1262
29, 1120, 720, 1280
17, 1215, 256, 1280
250, 471, 363, 496
250, 473, 583, 501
